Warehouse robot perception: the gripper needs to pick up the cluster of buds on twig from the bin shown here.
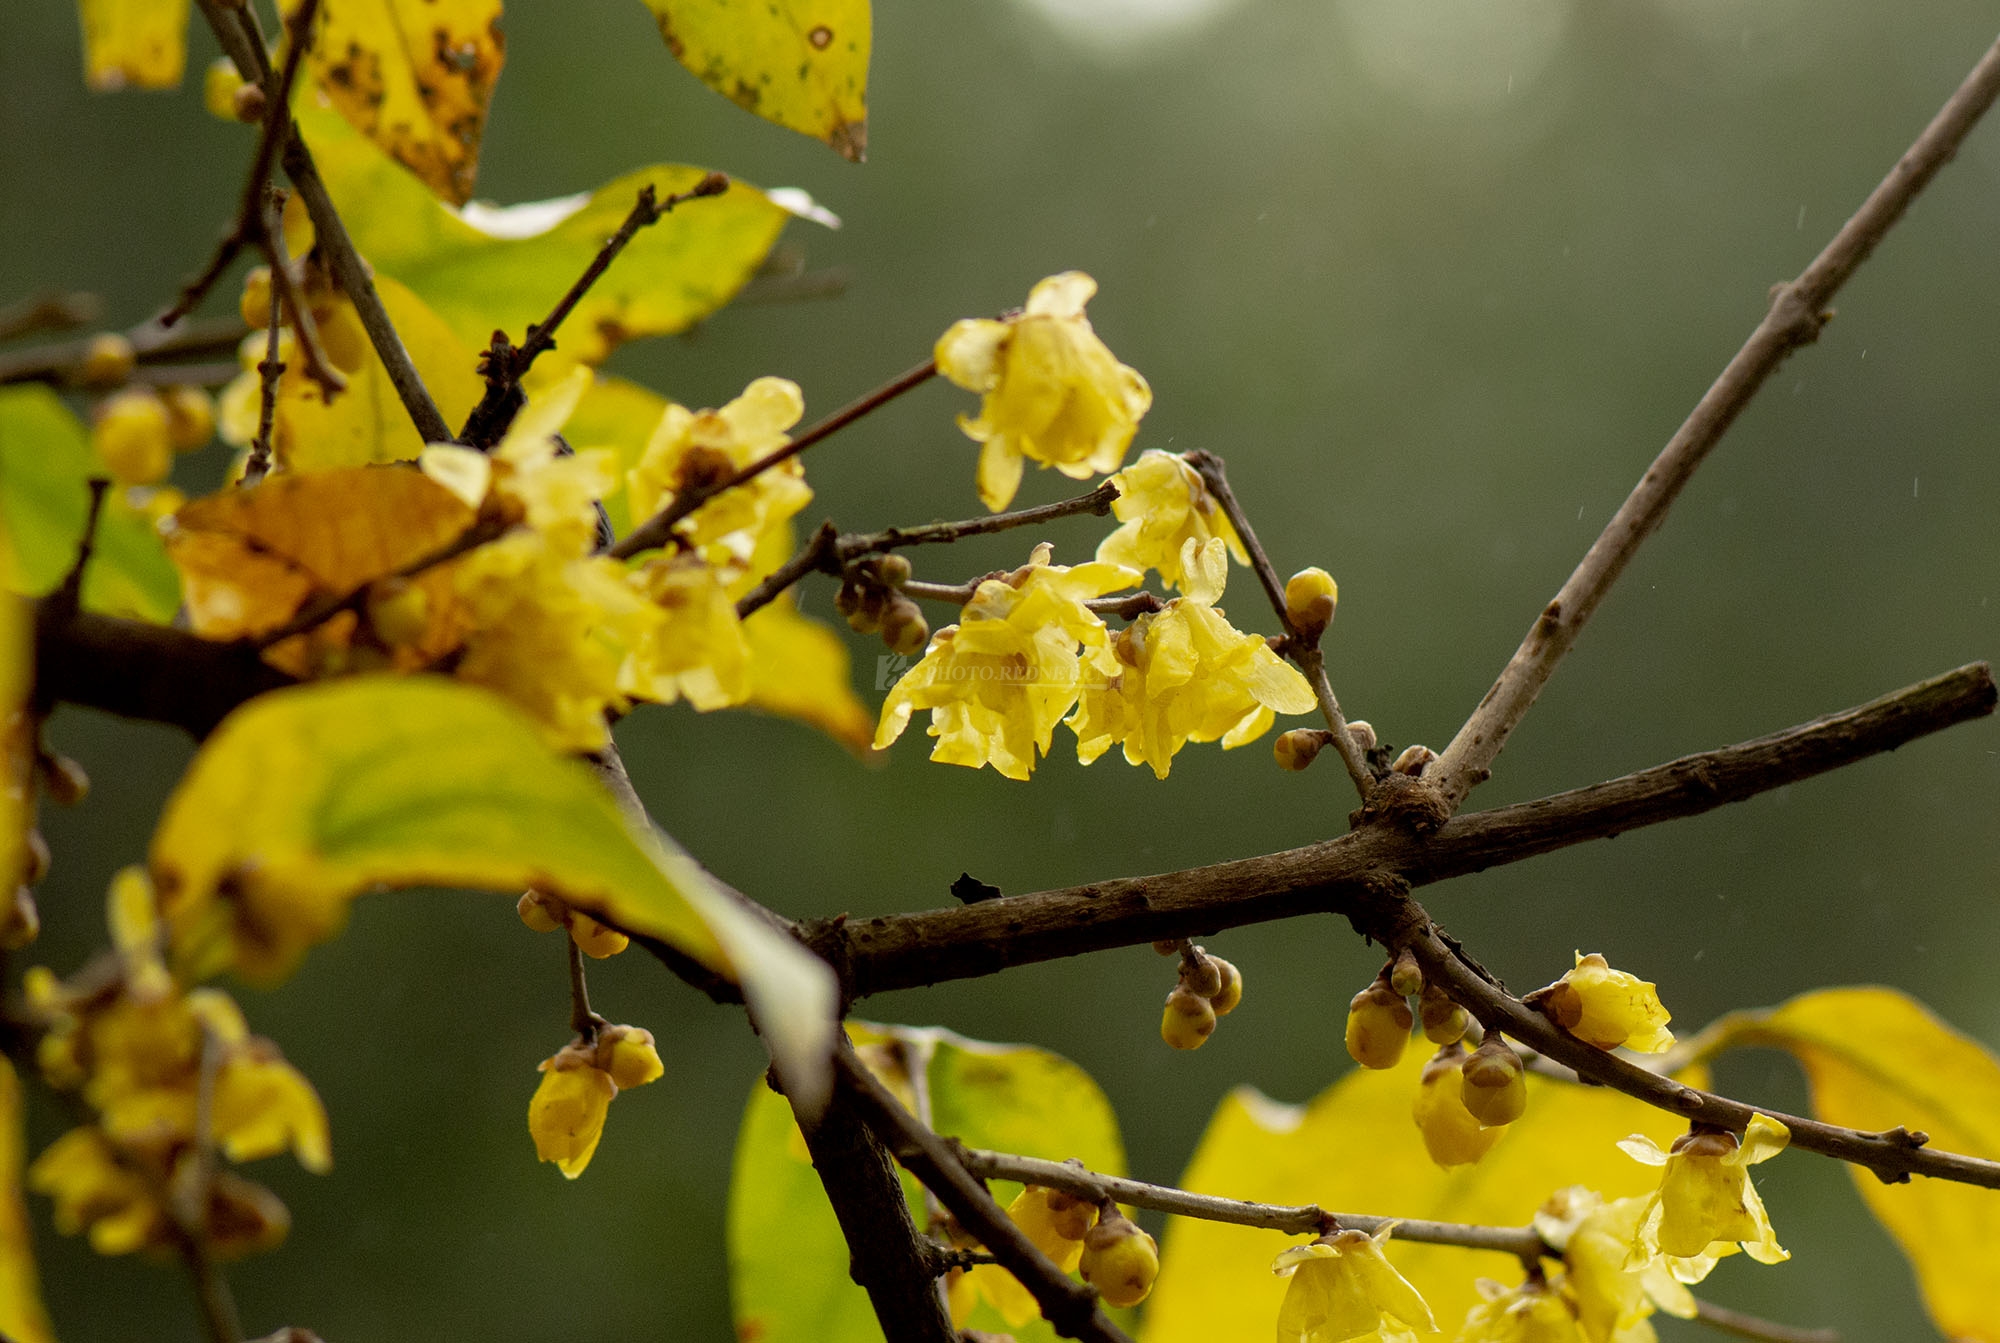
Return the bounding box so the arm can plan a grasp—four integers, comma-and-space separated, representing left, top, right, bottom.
2, 720, 91, 952
835, 552, 929, 655
1157, 940, 1243, 1050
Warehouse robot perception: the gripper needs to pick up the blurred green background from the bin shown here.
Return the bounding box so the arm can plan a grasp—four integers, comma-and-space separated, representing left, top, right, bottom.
4, 0, 1998, 1338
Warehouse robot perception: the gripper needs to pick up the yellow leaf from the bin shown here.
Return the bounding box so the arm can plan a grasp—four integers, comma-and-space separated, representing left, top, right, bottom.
77, 0, 190, 90
1143, 1047, 1702, 1342
743, 594, 874, 753
641, 0, 870, 161
146, 677, 838, 1105
0, 1058, 55, 1343
296, 93, 794, 363
1704, 988, 2000, 1343
165, 465, 475, 671
293, 0, 505, 205
271, 277, 484, 471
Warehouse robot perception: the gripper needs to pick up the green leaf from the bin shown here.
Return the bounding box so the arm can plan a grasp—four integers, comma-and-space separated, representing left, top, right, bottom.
0, 1058, 55, 1343
295, 0, 505, 205
0, 384, 180, 622
1700, 987, 2000, 1343
146, 676, 836, 1104
296, 94, 797, 364
640, 0, 870, 161
729, 1025, 1128, 1343
1143, 1046, 1702, 1341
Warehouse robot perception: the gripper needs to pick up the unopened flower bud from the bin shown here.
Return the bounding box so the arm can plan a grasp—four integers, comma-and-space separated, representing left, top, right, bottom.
161, 385, 216, 452
568, 911, 630, 959
1081, 1213, 1160, 1307
1283, 567, 1338, 641
78, 333, 135, 389
1043, 1188, 1097, 1242
1391, 744, 1437, 777
1413, 1043, 1503, 1167
517, 889, 566, 933
1182, 948, 1223, 999
1345, 981, 1413, 1070
1152, 939, 1183, 956
1345, 720, 1378, 753
873, 552, 912, 588
1206, 957, 1243, 1016
93, 387, 173, 485
1461, 1036, 1527, 1127
596, 1024, 665, 1090
239, 266, 274, 331
1389, 948, 1423, 997
232, 81, 268, 124
881, 597, 930, 655
204, 57, 246, 120
23, 829, 50, 885
1273, 729, 1329, 772
1, 886, 38, 950
1419, 984, 1468, 1045
1161, 985, 1217, 1050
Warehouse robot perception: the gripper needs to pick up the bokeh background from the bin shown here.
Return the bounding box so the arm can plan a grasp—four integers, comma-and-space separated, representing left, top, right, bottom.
4, 0, 1999, 1338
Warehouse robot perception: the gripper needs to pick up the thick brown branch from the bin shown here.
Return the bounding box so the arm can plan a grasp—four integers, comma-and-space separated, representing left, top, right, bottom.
958, 1150, 1544, 1258
1429, 33, 2000, 815
33, 606, 294, 738
837, 1050, 1134, 1343
836, 663, 1993, 997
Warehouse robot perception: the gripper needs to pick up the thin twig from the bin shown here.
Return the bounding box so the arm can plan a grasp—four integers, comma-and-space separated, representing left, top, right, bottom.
1692, 1298, 1839, 1343
732, 482, 1122, 619
0, 290, 100, 343
565, 934, 602, 1041
0, 315, 246, 386
250, 516, 507, 650
175, 1024, 244, 1343
1427, 32, 2000, 817
458, 176, 732, 449
163, 0, 323, 328
957, 1150, 1545, 1258
244, 214, 287, 486
831, 662, 1994, 998
836, 1050, 1135, 1343
1404, 922, 2000, 1189
609, 357, 940, 560
1185, 451, 1372, 804
900, 577, 1163, 622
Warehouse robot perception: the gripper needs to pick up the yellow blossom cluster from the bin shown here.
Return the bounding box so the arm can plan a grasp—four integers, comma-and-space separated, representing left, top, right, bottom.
1095, 449, 1246, 591
953, 1184, 1101, 1326
1271, 1225, 1436, 1343
23, 870, 329, 1259
526, 1025, 666, 1179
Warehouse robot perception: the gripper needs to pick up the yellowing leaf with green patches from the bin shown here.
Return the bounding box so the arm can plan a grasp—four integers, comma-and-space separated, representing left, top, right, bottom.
1701, 988, 2000, 1343
641, 0, 869, 160
296, 95, 796, 364
294, 0, 505, 205
730, 1025, 1129, 1343
77, 0, 190, 90
0, 385, 180, 622
0, 1059, 53, 1343
1143, 1048, 1702, 1341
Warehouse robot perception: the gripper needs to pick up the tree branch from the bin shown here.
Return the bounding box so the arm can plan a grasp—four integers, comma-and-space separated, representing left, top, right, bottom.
1427, 32, 2000, 817
956, 1149, 1544, 1259
834, 663, 1994, 997
0, 315, 246, 387
1692, 1299, 1839, 1343
837, 1050, 1135, 1343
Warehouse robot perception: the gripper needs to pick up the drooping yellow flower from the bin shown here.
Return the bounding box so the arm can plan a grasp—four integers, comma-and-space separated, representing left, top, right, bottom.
527, 1027, 665, 1179
1070, 538, 1315, 778
936, 272, 1152, 511
1617, 1116, 1789, 1270
1096, 449, 1244, 590
29, 1126, 290, 1260
1457, 1277, 1587, 1343
1528, 954, 1674, 1054
1411, 1043, 1504, 1168
625, 376, 813, 576
874, 545, 1140, 780
961, 1184, 1100, 1327
1534, 1188, 1694, 1343
1271, 1226, 1437, 1343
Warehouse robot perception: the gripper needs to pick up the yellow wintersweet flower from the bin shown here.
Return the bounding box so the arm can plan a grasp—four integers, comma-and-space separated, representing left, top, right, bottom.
623, 553, 753, 711
1271, 1226, 1437, 1343
1617, 1116, 1789, 1270
29, 1127, 290, 1259
1457, 1277, 1586, 1343
1096, 450, 1245, 591
528, 1026, 665, 1179
1534, 1188, 1694, 1343
1527, 954, 1674, 1054
936, 272, 1152, 511
626, 376, 813, 576
874, 545, 1140, 780
961, 1184, 1099, 1327
1070, 538, 1315, 778
1411, 1043, 1504, 1168
489, 367, 618, 558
